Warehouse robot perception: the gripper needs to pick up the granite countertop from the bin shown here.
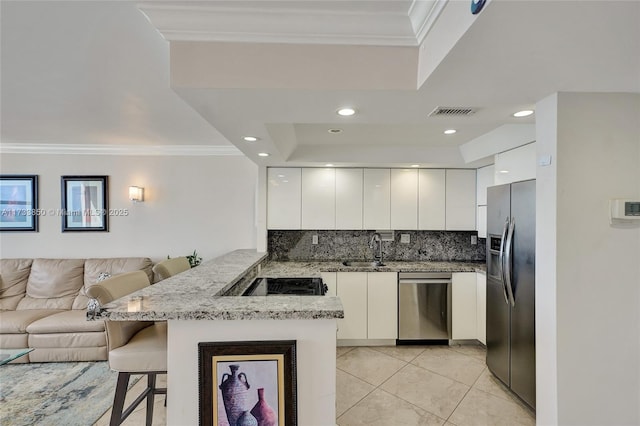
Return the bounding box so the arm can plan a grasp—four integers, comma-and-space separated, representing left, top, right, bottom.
91, 249, 344, 321
259, 260, 486, 277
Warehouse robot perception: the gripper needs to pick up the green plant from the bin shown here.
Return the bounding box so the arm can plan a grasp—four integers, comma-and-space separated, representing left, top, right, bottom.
167, 250, 202, 268
186, 249, 202, 268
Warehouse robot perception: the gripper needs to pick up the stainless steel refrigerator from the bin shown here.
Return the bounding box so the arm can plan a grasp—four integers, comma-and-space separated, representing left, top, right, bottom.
486, 179, 536, 410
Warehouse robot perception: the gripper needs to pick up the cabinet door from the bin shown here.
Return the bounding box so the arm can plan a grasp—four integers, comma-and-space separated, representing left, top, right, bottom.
336, 168, 363, 229
452, 272, 477, 340
321, 272, 337, 297
494, 143, 536, 185
367, 272, 398, 339
302, 168, 335, 229
391, 169, 418, 230
476, 165, 494, 206
477, 206, 487, 238
476, 272, 487, 345
267, 168, 301, 229
363, 169, 391, 229
445, 169, 476, 230
418, 169, 446, 230
336, 272, 368, 340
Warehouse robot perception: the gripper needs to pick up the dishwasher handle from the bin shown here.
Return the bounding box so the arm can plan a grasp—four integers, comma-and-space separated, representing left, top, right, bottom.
399, 279, 451, 285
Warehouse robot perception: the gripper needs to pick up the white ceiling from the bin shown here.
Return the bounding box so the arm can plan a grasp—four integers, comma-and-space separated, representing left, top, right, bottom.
2, 1, 639, 167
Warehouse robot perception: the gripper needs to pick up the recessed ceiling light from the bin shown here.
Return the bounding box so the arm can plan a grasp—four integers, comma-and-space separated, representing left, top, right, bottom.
325, 163, 334, 167
328, 129, 343, 134
258, 152, 270, 157
499, 170, 510, 174
513, 110, 534, 117
444, 129, 457, 135
243, 136, 259, 142
277, 174, 285, 178
411, 164, 420, 168
337, 107, 356, 117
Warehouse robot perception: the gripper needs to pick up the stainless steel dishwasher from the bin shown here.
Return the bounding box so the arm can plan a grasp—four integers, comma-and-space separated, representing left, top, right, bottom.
398, 272, 452, 343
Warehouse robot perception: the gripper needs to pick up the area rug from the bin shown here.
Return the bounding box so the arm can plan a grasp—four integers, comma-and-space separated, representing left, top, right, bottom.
0, 361, 140, 426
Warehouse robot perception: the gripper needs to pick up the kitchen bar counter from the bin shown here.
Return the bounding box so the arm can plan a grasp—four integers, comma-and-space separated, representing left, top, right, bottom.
92, 249, 344, 321
259, 259, 486, 277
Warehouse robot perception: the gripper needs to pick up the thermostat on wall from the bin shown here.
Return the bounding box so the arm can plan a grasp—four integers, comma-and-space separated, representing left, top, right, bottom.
610, 199, 640, 223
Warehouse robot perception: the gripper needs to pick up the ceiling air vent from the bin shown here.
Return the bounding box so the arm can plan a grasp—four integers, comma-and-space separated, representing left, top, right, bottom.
429, 106, 478, 117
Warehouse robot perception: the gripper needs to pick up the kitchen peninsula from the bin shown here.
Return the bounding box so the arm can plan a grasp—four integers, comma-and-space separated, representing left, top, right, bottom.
93, 249, 344, 426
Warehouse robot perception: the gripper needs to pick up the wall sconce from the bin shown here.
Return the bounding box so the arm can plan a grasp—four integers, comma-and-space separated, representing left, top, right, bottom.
129, 186, 144, 202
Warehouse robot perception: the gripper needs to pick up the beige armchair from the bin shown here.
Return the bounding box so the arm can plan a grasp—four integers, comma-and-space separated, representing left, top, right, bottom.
152, 257, 191, 281
87, 270, 166, 426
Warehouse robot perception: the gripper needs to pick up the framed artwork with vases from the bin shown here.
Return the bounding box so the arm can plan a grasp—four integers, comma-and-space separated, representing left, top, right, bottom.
198, 340, 297, 426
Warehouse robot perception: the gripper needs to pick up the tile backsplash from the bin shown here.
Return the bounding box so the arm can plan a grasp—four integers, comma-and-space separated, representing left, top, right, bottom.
268, 230, 486, 262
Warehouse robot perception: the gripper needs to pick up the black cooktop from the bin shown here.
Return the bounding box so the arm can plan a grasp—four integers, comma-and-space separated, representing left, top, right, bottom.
243, 277, 327, 296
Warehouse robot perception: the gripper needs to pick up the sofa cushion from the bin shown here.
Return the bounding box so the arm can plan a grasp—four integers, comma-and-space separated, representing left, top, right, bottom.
28, 346, 107, 363
26, 310, 105, 334
0, 259, 32, 310
28, 331, 106, 348
0, 310, 64, 334
73, 257, 153, 309
17, 259, 84, 310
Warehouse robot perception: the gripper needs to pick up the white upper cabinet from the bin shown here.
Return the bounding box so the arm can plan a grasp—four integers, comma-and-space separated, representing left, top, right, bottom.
476, 165, 495, 206
302, 168, 336, 229
267, 168, 301, 229
494, 143, 536, 185
445, 169, 477, 230
418, 169, 446, 230
335, 168, 363, 229
391, 169, 418, 230
363, 169, 391, 229
477, 205, 487, 238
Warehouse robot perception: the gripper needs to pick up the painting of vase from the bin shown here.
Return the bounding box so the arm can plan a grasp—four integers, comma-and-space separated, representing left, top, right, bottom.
216, 360, 280, 426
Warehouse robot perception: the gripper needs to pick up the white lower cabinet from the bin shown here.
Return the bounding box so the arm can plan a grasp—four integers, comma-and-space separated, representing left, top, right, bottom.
324, 272, 398, 340
367, 272, 398, 339
476, 272, 487, 345
452, 272, 477, 340
335, 272, 368, 340
326, 270, 484, 343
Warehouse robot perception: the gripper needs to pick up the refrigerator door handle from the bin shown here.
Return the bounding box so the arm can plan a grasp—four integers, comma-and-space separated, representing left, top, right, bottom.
505, 217, 516, 307
499, 217, 510, 305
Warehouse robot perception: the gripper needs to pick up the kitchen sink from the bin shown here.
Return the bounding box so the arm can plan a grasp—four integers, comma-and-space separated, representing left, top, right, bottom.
341, 260, 385, 268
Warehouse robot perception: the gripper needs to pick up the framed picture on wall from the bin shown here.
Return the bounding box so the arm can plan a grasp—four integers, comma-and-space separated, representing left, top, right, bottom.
61, 175, 109, 232
0, 175, 39, 232
198, 340, 297, 426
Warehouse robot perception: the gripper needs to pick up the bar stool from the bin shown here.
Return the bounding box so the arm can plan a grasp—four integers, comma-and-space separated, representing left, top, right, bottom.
87, 270, 167, 426
152, 257, 191, 281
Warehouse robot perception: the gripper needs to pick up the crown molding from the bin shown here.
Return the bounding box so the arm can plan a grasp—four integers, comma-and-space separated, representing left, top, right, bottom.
0, 142, 243, 156
409, 0, 449, 44
138, 1, 445, 46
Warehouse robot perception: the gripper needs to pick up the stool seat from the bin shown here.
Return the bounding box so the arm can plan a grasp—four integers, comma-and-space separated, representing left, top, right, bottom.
109, 322, 167, 372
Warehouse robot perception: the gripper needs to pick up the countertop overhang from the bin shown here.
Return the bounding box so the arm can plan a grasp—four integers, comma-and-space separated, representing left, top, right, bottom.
92, 249, 344, 321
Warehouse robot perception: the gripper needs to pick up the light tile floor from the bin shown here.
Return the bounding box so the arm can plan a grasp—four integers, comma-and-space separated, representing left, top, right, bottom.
337, 345, 535, 426
94, 344, 535, 426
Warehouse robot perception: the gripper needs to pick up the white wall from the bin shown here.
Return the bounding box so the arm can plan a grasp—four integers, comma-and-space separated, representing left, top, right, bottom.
168, 319, 337, 426
536, 93, 640, 425
0, 154, 258, 262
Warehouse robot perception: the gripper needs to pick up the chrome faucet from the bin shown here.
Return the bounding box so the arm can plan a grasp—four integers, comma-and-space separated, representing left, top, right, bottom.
369, 232, 383, 264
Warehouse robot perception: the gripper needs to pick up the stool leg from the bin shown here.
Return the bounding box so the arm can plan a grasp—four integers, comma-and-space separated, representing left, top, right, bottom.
110, 372, 131, 426
146, 373, 156, 426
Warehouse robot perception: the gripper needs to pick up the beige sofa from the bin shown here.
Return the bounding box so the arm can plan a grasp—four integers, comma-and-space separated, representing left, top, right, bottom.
0, 257, 152, 363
